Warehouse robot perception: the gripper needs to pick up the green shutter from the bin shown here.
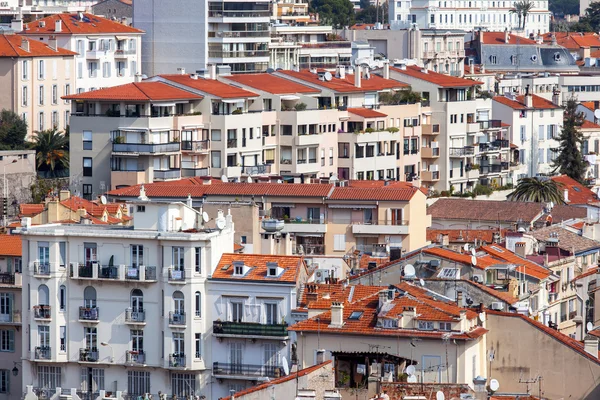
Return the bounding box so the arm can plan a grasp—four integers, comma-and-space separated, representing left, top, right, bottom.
9, 329, 15, 352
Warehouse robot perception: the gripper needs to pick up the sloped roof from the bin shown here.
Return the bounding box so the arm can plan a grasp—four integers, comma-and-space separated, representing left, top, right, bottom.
19, 204, 44, 217
278, 69, 408, 93
581, 119, 600, 129
0, 34, 76, 57
347, 107, 387, 118
480, 244, 551, 280
63, 82, 202, 102
493, 94, 562, 110
480, 32, 537, 45
551, 175, 598, 205
427, 228, 506, 244
224, 73, 320, 95
23, 13, 143, 34
158, 74, 259, 99
389, 65, 482, 88
329, 187, 418, 201
427, 198, 545, 223
211, 254, 305, 284
529, 225, 600, 254
298, 283, 382, 310
0, 235, 22, 257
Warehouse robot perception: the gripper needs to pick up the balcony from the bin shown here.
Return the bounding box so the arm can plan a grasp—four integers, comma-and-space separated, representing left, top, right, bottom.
79, 264, 94, 278
168, 268, 185, 282
279, 218, 327, 234
125, 308, 146, 324
169, 312, 186, 326
351, 220, 409, 235
479, 119, 503, 130
0, 310, 21, 324
112, 142, 181, 154
0, 273, 15, 285
126, 350, 146, 364
449, 147, 474, 157
114, 49, 136, 58
227, 139, 238, 149
213, 362, 281, 379
479, 163, 508, 174
421, 170, 440, 181
181, 167, 210, 177
181, 140, 209, 153
213, 321, 288, 339
78, 307, 99, 322
33, 305, 51, 320
35, 346, 51, 360
169, 354, 186, 368
79, 348, 99, 362
243, 165, 271, 175
422, 124, 439, 135
154, 169, 181, 181
294, 244, 324, 255
96, 264, 119, 279
34, 262, 50, 276
421, 147, 440, 158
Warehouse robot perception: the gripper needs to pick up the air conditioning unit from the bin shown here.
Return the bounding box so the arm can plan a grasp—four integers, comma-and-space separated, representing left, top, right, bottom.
315, 269, 329, 283
472, 274, 484, 283
490, 302, 504, 311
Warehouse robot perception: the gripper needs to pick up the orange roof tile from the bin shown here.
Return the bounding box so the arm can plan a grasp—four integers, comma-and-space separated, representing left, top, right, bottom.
19, 204, 44, 217
571, 266, 599, 283
233, 243, 243, 252
551, 175, 598, 204
329, 186, 418, 201
390, 65, 482, 88
589, 328, 600, 338
423, 247, 499, 270
541, 32, 600, 50
211, 254, 306, 284
0, 34, 77, 58
580, 101, 596, 112
63, 82, 202, 102
0, 235, 22, 257
493, 94, 561, 110
24, 13, 143, 34
581, 120, 600, 129
224, 73, 320, 95
427, 228, 506, 244
278, 69, 408, 93
480, 32, 537, 45
347, 107, 387, 118
159, 75, 258, 98
481, 245, 551, 280
298, 283, 382, 310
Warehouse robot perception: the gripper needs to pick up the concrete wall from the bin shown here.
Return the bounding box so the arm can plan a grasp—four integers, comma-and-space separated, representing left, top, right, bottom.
0, 278, 23, 400
0, 151, 37, 215
486, 312, 600, 399
92, 0, 133, 24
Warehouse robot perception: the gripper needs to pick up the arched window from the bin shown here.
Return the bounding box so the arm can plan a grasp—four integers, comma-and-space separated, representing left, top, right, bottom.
195, 292, 201, 317
173, 291, 184, 314
38, 284, 49, 305
59, 285, 66, 311
131, 289, 143, 312
84, 286, 97, 308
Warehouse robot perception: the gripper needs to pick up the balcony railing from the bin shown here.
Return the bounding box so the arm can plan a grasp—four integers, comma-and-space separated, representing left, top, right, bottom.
97, 265, 119, 279
213, 321, 288, 337
213, 362, 280, 378
210, 30, 270, 38
79, 348, 99, 362
243, 165, 271, 175
114, 49, 136, 56
125, 267, 140, 280
479, 119, 502, 130
126, 350, 146, 364
125, 308, 146, 323
208, 50, 270, 58
79, 264, 94, 278
181, 167, 210, 177
169, 312, 186, 325
227, 139, 238, 148
34, 262, 50, 275
181, 140, 209, 152
34, 305, 51, 319
144, 266, 157, 280
169, 354, 186, 368
294, 244, 324, 255
0, 273, 15, 284
168, 268, 185, 281
112, 143, 181, 154
154, 169, 181, 180
208, 10, 271, 18
78, 307, 99, 321
35, 346, 51, 360
449, 146, 474, 156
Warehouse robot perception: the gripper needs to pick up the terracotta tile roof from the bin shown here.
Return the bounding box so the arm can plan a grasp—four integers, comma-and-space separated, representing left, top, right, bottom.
19, 204, 44, 217
0, 34, 77, 57
571, 35, 600, 48
571, 266, 598, 283
278, 69, 408, 93
389, 65, 482, 88
204, 183, 334, 198
569, 221, 586, 230
211, 253, 306, 284
0, 235, 22, 257
347, 180, 416, 189
427, 228, 506, 244
580, 101, 596, 112
486, 309, 600, 364
549, 204, 588, 221
350, 23, 390, 30
223, 73, 320, 95
24, 13, 144, 34
329, 186, 418, 201
220, 361, 332, 400
427, 198, 545, 223
589, 328, 600, 338
347, 107, 387, 118
20, 196, 129, 225
581, 119, 600, 129
233, 243, 243, 252
158, 75, 258, 98
493, 94, 561, 110
480, 245, 551, 280
529, 225, 600, 254
541, 32, 600, 50
467, 280, 519, 305
63, 82, 202, 102
298, 283, 382, 310
480, 32, 537, 45
359, 254, 390, 270
423, 247, 500, 270
551, 175, 598, 204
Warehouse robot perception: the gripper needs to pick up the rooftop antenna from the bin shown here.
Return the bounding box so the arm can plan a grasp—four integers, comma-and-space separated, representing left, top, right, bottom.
202, 212, 210, 224
247, 176, 253, 183
404, 264, 415, 278
323, 71, 332, 81
471, 247, 476, 256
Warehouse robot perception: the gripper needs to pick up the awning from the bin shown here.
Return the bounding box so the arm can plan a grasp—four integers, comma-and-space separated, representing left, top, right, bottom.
118, 127, 149, 132
151, 103, 176, 107
295, 233, 324, 237
328, 204, 376, 209
310, 53, 338, 58
272, 203, 295, 208
115, 36, 129, 41
280, 95, 300, 101
221, 99, 245, 104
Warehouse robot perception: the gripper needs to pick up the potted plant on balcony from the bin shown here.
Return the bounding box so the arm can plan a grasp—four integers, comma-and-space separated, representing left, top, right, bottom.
294, 102, 307, 111
113, 136, 125, 144
231, 109, 243, 115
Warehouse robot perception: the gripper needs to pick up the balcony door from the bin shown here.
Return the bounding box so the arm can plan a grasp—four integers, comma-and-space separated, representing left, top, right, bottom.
0, 293, 12, 321
84, 243, 97, 266
84, 286, 97, 308
131, 245, 143, 268
38, 242, 50, 265
172, 247, 185, 271
264, 303, 278, 325
230, 342, 243, 373
39, 325, 50, 347
38, 285, 50, 306
173, 333, 184, 355
131, 330, 143, 352
131, 289, 143, 312
264, 343, 279, 376
84, 327, 97, 350
173, 291, 185, 315
229, 301, 243, 323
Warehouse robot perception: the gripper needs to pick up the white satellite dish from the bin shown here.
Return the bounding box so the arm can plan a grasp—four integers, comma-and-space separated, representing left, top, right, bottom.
436, 391, 445, 400
277, 179, 283, 183
471, 247, 476, 256
463, 243, 469, 252
478, 312, 486, 322
202, 212, 210, 224
419, 278, 425, 287
221, 175, 228, 183
247, 176, 252, 183
405, 365, 416, 375
215, 217, 226, 230
282, 356, 290, 375
594, 109, 600, 119
404, 264, 415, 277
100, 195, 107, 205
587, 322, 594, 332
471, 255, 477, 266
324, 71, 332, 81
407, 375, 418, 383
489, 379, 500, 392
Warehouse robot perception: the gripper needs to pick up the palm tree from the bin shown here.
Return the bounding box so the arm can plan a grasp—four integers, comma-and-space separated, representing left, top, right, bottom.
510, 0, 534, 30
30, 128, 69, 174
508, 177, 565, 204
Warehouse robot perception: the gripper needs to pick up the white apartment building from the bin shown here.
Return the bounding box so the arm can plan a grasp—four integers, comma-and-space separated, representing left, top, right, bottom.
207, 254, 307, 398
21, 13, 143, 93
18, 200, 234, 399
135, 0, 271, 75
0, 1, 94, 27
492, 91, 562, 181
389, 0, 551, 36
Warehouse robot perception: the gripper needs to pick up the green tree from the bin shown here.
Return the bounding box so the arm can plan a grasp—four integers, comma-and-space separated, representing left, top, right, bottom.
577, 2, 600, 31
0, 109, 28, 150
549, 0, 579, 16
510, 0, 534, 30
508, 177, 565, 204
551, 98, 588, 182
310, 0, 355, 28
30, 128, 70, 174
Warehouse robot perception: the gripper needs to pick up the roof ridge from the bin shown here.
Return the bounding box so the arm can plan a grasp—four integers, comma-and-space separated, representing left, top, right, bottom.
131, 81, 152, 100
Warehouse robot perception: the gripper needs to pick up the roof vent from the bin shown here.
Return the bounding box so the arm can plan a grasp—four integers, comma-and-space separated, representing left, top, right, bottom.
38, 21, 45, 28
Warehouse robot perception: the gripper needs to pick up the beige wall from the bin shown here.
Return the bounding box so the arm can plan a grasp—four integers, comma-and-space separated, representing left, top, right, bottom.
0, 273, 23, 400
0, 59, 16, 113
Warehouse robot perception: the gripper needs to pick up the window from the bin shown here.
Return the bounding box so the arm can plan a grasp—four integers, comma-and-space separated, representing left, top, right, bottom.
0, 294, 12, 320
60, 326, 66, 352
83, 157, 92, 177
77, 62, 83, 79
0, 329, 15, 352
229, 301, 243, 322
39, 85, 44, 105
349, 311, 363, 320
538, 125, 544, 140
83, 184, 92, 200
194, 247, 201, 273
64, 111, 70, 129
173, 291, 185, 315
38, 366, 61, 389
59, 242, 66, 267
22, 60, 29, 80
52, 112, 58, 128
84, 286, 97, 308
265, 303, 278, 325
333, 234, 346, 251
88, 62, 98, 78
22, 86, 28, 106
439, 322, 451, 331
82, 130, 93, 150
0, 369, 9, 393
131, 289, 143, 313
173, 332, 185, 355
84, 327, 97, 350
171, 373, 194, 399
195, 292, 201, 317
130, 61, 137, 77
127, 371, 150, 399
52, 85, 58, 104
131, 329, 143, 352
38, 242, 50, 265
59, 285, 66, 311
195, 333, 201, 359
39, 60, 45, 79
102, 62, 111, 78
172, 247, 185, 270
211, 151, 221, 168
418, 321, 434, 330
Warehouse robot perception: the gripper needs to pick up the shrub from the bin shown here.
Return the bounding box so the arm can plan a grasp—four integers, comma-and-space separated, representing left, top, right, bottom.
294, 102, 307, 111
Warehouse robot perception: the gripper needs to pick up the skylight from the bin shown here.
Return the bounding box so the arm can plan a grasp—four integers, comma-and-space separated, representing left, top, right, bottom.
348, 311, 363, 320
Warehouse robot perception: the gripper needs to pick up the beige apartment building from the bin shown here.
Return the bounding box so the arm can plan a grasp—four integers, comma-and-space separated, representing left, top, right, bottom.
0, 33, 76, 138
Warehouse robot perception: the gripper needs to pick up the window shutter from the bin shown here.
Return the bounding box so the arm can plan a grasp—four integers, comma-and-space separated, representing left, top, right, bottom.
9, 329, 14, 351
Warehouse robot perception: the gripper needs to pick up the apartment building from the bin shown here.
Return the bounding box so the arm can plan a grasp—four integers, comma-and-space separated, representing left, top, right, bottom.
21, 13, 144, 93
135, 0, 271, 75
207, 253, 307, 398
0, 1, 94, 27
0, 33, 76, 138
581, 120, 600, 186
386, 65, 511, 192
0, 235, 22, 400
18, 200, 234, 399
492, 91, 562, 181
389, 0, 550, 36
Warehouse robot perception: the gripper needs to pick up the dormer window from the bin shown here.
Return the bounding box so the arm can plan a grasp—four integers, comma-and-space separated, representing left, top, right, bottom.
268, 267, 277, 277
418, 321, 434, 330
439, 322, 451, 331
266, 261, 280, 277
382, 318, 397, 328
233, 261, 244, 276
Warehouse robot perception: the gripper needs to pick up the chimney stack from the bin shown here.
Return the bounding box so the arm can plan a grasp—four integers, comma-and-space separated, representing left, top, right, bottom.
59, 190, 70, 201
456, 291, 463, 306
552, 88, 561, 106
524, 85, 533, 107
48, 36, 57, 51
383, 60, 390, 80
55, 19, 62, 33
329, 302, 344, 328
209, 64, 216, 80
584, 335, 599, 357
354, 66, 361, 88
469, 62, 475, 75
177, 67, 186, 75
514, 242, 526, 258
11, 19, 23, 32
20, 37, 29, 52
504, 28, 510, 44
564, 188, 569, 203
134, 73, 143, 83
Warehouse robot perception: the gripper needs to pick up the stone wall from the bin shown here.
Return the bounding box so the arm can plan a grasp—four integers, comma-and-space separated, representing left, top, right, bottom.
0, 171, 35, 216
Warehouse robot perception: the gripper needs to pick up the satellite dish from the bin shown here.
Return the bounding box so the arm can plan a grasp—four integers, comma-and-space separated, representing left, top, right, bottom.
436, 391, 445, 400
277, 179, 283, 183
479, 312, 486, 322
385, 244, 390, 254
489, 379, 500, 392
404, 264, 415, 277
587, 322, 594, 332
324, 71, 332, 81
282, 357, 290, 375
471, 255, 477, 266
215, 217, 226, 230
463, 243, 469, 252
407, 375, 418, 383
419, 278, 425, 287
405, 365, 416, 375
221, 175, 228, 183
595, 109, 600, 119
100, 195, 107, 205
471, 247, 476, 256
202, 212, 210, 224
247, 176, 253, 183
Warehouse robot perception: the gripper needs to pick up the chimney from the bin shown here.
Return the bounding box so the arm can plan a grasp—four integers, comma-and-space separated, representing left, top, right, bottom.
524, 86, 533, 108
456, 290, 463, 306
564, 188, 569, 203
177, 67, 186, 75
48, 36, 57, 51
401, 306, 416, 328
354, 66, 361, 88
584, 335, 599, 357
20, 37, 29, 52
190, 73, 198, 80
459, 309, 468, 332
186, 194, 192, 209
581, 46, 591, 60
329, 302, 344, 328
382, 60, 390, 80
55, 19, 62, 33
209, 64, 216, 80
378, 290, 391, 310
11, 19, 23, 32
504, 28, 510, 44
479, 31, 484, 44
421, 68, 428, 74
78, 208, 87, 218
134, 73, 143, 83
469, 62, 475, 75
336, 65, 346, 79
514, 242, 526, 258
552, 88, 561, 106
59, 190, 70, 201
551, 33, 557, 45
